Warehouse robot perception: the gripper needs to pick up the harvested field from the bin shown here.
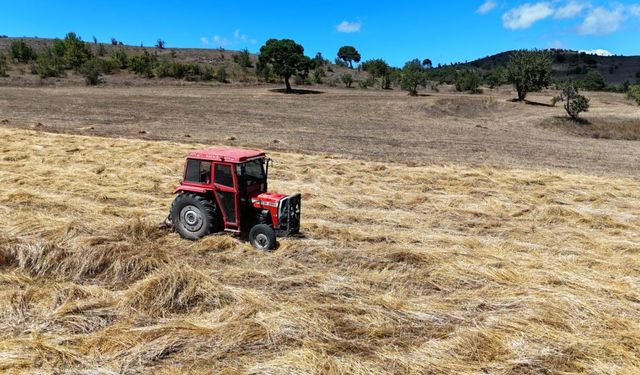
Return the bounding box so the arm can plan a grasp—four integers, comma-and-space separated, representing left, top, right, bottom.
1, 127, 639, 373
1, 86, 640, 176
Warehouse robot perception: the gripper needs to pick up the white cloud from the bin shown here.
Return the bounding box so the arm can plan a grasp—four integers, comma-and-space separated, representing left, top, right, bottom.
549, 40, 565, 49
629, 4, 640, 16
577, 5, 626, 35
554, 1, 588, 19
477, 0, 497, 14
502, 2, 555, 30
207, 30, 256, 48
336, 21, 362, 33
579, 49, 613, 56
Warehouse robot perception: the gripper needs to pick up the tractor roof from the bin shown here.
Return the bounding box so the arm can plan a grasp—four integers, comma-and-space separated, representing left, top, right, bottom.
187, 147, 266, 163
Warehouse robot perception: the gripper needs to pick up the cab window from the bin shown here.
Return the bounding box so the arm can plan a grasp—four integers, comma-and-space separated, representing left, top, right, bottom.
184, 159, 211, 184
214, 164, 234, 187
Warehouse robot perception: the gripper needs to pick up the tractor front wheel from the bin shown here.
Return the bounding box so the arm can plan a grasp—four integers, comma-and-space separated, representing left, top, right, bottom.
171, 193, 218, 240
249, 224, 276, 251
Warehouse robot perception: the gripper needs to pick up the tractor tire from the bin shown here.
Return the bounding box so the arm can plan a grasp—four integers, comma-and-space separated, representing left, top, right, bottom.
249, 224, 276, 251
171, 193, 219, 240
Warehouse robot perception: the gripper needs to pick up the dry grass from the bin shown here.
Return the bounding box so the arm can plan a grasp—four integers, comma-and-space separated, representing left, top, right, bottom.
1, 127, 639, 374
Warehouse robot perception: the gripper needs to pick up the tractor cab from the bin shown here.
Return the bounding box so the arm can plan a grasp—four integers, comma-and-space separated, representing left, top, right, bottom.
167, 147, 301, 250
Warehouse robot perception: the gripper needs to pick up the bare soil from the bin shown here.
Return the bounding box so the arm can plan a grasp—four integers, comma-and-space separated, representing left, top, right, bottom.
1, 86, 639, 176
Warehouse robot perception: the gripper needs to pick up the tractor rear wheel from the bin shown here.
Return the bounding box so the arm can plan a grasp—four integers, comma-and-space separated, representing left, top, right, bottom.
249, 224, 276, 251
171, 193, 218, 240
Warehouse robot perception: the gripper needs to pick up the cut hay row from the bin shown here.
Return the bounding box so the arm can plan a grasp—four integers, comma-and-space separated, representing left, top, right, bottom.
0, 127, 639, 374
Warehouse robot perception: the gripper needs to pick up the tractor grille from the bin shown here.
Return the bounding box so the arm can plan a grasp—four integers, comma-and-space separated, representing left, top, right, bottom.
278, 193, 301, 235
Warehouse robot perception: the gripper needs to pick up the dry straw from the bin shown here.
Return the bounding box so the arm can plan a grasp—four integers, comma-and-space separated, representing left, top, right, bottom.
0, 127, 639, 373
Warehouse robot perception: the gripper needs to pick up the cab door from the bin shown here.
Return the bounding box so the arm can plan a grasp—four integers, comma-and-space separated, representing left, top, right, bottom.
213, 163, 239, 229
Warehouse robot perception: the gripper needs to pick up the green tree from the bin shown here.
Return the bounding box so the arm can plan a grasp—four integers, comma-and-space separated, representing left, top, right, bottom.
400, 59, 426, 96
337, 46, 361, 68
10, 40, 34, 63
216, 67, 228, 83
455, 70, 482, 93
111, 49, 128, 69
485, 67, 505, 89
258, 38, 310, 92
63, 32, 92, 69
554, 84, 589, 119
80, 58, 103, 85
582, 70, 606, 91
505, 50, 552, 101
51, 38, 66, 58
627, 84, 640, 105
155, 39, 166, 49
233, 48, 252, 68
129, 51, 155, 78
0, 53, 8, 77
361, 59, 390, 78
341, 73, 353, 88
34, 49, 64, 78
422, 58, 432, 69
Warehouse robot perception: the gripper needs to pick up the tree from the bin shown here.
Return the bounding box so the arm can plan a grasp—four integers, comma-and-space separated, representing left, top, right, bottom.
63, 32, 92, 69
455, 70, 482, 93
111, 49, 128, 69
400, 59, 426, 96
0, 53, 8, 77
129, 51, 155, 78
337, 46, 361, 68
341, 73, 353, 88
582, 70, 606, 91
92, 36, 98, 44
258, 38, 310, 92
422, 58, 432, 69
10, 40, 34, 63
111, 38, 118, 45
155, 39, 166, 49
485, 67, 505, 89
233, 49, 252, 68
505, 50, 552, 101
80, 58, 103, 85
52, 39, 66, 58
554, 84, 589, 119
34, 49, 64, 78
627, 84, 640, 105
361, 59, 390, 78
314, 52, 326, 67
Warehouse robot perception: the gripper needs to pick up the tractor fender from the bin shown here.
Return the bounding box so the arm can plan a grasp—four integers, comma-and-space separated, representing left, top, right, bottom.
173, 185, 210, 195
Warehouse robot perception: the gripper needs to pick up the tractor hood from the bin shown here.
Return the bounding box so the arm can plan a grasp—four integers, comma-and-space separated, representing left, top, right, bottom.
251, 192, 288, 208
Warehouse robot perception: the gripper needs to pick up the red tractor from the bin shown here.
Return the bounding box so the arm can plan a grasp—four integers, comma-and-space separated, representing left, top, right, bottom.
166, 147, 301, 250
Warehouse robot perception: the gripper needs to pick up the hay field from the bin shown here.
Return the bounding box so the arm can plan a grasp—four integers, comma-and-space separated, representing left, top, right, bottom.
0, 126, 639, 374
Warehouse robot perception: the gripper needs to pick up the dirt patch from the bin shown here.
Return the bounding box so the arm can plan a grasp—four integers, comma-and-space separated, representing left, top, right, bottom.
424, 96, 512, 118
542, 116, 640, 141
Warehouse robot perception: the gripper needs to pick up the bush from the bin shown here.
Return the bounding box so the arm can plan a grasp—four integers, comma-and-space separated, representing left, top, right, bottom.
80, 58, 104, 85
96, 44, 106, 57
311, 68, 324, 84
341, 73, 353, 88
111, 49, 128, 69
485, 67, 505, 89
455, 70, 482, 93
582, 70, 606, 91
627, 84, 640, 105
358, 77, 374, 89
233, 49, 252, 68
34, 49, 64, 78
129, 51, 155, 78
0, 53, 8, 77
554, 85, 590, 119
400, 59, 426, 95
216, 67, 228, 83
10, 40, 34, 63
62, 32, 92, 69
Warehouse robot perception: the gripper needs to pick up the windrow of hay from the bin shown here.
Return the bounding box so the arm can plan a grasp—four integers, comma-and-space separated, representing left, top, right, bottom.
0, 127, 639, 373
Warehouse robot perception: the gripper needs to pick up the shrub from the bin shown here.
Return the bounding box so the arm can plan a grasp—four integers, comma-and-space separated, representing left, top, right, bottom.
96, 44, 106, 57
361, 59, 390, 79
10, 40, 34, 63
485, 67, 505, 89
334, 58, 348, 68
111, 37, 118, 45
505, 50, 552, 101
52, 38, 66, 58
455, 70, 482, 93
358, 77, 374, 89
0, 53, 8, 77
233, 49, 252, 68
34, 49, 64, 78
311, 67, 324, 84
582, 70, 606, 91
627, 84, 640, 105
216, 67, 228, 83
80, 58, 104, 85
111, 49, 128, 69
62, 32, 92, 69
129, 51, 155, 78
554, 84, 590, 119
341, 73, 353, 88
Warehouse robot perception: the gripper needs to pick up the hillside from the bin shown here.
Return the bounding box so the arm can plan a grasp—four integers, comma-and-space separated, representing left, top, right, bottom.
463, 49, 640, 85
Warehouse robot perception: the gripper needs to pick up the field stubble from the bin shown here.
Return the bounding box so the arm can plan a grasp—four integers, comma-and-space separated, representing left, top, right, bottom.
0, 127, 639, 373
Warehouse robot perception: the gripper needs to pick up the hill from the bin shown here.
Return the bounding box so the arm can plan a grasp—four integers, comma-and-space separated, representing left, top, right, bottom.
462, 49, 640, 85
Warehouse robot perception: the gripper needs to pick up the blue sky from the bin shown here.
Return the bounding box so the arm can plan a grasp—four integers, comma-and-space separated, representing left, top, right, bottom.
2, 1, 639, 66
